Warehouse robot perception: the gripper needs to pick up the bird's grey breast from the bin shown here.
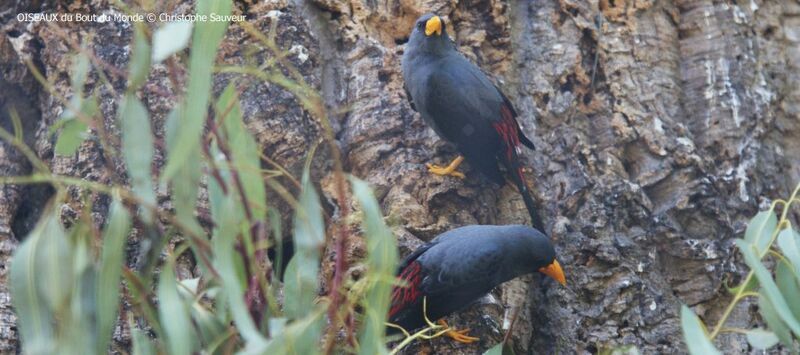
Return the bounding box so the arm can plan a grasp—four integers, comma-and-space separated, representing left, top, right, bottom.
402, 56, 448, 135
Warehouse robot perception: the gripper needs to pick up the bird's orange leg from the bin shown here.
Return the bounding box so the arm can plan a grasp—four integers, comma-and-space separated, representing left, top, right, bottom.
426, 156, 465, 179
438, 319, 479, 344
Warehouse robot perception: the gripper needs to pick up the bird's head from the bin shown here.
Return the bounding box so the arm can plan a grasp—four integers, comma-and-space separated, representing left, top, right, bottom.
524, 229, 566, 286
490, 225, 566, 286
538, 259, 566, 286
407, 13, 453, 55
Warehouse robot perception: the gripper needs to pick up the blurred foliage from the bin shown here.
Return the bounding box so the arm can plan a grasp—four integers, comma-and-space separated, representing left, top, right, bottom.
1, 1, 407, 354
681, 183, 800, 354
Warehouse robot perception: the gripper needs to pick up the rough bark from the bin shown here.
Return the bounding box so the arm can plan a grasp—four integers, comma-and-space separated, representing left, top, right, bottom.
1, 0, 799, 354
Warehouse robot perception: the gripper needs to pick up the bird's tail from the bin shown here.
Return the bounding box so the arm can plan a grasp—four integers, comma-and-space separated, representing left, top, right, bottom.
503, 149, 546, 233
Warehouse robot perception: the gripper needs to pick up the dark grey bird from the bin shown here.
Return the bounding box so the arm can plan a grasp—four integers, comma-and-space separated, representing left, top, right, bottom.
402, 13, 545, 232
387, 225, 565, 342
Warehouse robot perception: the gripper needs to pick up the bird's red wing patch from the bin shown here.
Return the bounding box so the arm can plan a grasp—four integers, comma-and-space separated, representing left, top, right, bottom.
389, 261, 423, 318
492, 104, 521, 161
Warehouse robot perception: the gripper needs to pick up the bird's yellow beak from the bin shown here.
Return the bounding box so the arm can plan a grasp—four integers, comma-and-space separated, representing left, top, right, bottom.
538, 260, 566, 286
425, 16, 442, 36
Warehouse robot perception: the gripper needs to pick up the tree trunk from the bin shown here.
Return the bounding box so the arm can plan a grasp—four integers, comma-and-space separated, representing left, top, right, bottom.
1, 0, 799, 353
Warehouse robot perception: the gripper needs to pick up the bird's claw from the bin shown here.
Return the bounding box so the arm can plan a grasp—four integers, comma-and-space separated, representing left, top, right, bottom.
426, 163, 465, 179
438, 320, 479, 344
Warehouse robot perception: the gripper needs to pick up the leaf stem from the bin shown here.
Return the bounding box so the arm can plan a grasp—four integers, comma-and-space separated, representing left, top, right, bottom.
709, 182, 800, 340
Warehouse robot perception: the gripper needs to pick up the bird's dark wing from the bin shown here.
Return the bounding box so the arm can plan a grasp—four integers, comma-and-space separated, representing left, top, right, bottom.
404, 83, 417, 112
420, 60, 506, 183
496, 86, 535, 151
494, 88, 545, 230
458, 56, 535, 152
419, 244, 504, 297
388, 242, 436, 318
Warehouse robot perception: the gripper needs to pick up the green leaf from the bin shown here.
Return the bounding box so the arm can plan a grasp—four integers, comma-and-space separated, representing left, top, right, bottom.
54, 118, 88, 156
10, 214, 56, 353
130, 317, 156, 355
726, 274, 758, 295
215, 84, 267, 220
680, 305, 721, 355
293, 170, 325, 252
157, 261, 195, 355
70, 51, 90, 90
95, 195, 131, 354
777, 259, 800, 322
352, 177, 398, 355
210, 190, 267, 346
190, 300, 228, 347
162, 0, 231, 180
67, 245, 96, 353
745, 210, 778, 256
35, 212, 72, 311
777, 227, 800, 277
283, 255, 319, 320
55, 92, 98, 156
119, 94, 157, 223
284, 170, 324, 320
128, 24, 152, 89
268, 317, 287, 336
483, 342, 504, 355
164, 104, 202, 235
745, 328, 779, 350
758, 292, 794, 348
737, 239, 800, 336
164, 106, 181, 154
242, 309, 324, 355
152, 21, 193, 63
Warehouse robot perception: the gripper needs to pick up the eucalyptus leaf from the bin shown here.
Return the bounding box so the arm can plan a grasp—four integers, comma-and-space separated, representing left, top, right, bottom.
744, 210, 777, 256
191, 301, 228, 347
283, 255, 319, 320
54, 118, 88, 156
35, 212, 72, 311
352, 177, 398, 355
737, 239, 800, 336
680, 305, 721, 355
162, 0, 231, 180
215, 84, 267, 220
293, 170, 325, 252
745, 328, 779, 350
10, 213, 56, 353
284, 169, 324, 320
119, 94, 156, 223
211, 192, 267, 346
777, 226, 800, 277
152, 21, 193, 63
157, 262, 195, 355
242, 309, 324, 355
129, 24, 151, 89
70, 51, 90, 90
726, 274, 758, 295
130, 320, 156, 355
758, 292, 794, 348
483, 342, 504, 355
776, 260, 800, 322
95, 196, 131, 354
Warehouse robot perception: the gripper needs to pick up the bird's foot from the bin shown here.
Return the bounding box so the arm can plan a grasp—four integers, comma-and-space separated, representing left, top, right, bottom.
426, 156, 465, 179
438, 320, 479, 344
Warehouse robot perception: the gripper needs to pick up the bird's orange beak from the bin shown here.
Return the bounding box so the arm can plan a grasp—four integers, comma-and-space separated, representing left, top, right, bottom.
425, 16, 442, 36
538, 260, 566, 286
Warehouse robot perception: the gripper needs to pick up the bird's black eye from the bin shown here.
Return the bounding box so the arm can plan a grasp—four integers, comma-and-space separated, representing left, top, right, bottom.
417, 22, 424, 30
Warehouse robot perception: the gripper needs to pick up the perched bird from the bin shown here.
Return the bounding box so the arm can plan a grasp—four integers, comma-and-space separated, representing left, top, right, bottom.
402, 13, 545, 231
387, 225, 565, 342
